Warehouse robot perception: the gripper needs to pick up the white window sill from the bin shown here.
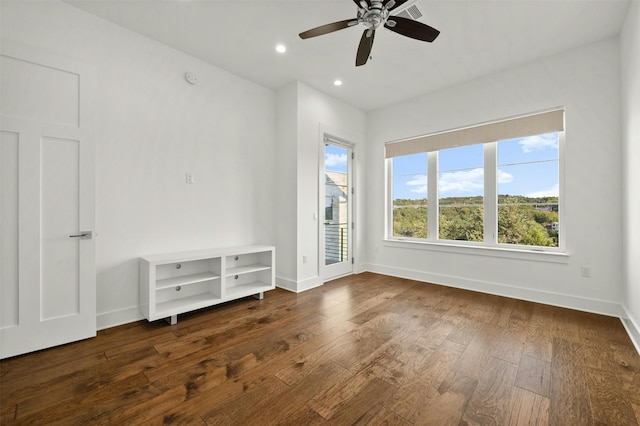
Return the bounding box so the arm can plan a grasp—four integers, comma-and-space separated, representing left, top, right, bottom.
383, 238, 570, 264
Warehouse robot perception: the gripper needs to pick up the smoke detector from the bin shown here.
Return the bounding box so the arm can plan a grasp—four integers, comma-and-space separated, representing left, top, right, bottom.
184, 72, 198, 85
392, 0, 425, 21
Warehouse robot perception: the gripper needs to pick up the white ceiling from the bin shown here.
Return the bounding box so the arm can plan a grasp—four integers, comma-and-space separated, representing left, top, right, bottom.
65, 0, 631, 111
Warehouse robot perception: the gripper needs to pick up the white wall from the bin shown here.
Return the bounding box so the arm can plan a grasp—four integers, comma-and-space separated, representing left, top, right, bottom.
621, 0, 640, 349
365, 39, 623, 316
275, 83, 298, 288
276, 81, 366, 292
2, 1, 633, 339
1, 1, 277, 328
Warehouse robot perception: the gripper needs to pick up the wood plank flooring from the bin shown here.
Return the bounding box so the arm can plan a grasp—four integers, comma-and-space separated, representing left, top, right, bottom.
1, 272, 639, 425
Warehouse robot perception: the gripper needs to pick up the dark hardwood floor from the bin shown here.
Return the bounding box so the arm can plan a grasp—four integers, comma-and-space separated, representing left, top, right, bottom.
1, 272, 639, 425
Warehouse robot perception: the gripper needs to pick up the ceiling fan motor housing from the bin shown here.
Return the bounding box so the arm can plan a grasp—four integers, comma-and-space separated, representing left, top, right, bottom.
359, 0, 390, 30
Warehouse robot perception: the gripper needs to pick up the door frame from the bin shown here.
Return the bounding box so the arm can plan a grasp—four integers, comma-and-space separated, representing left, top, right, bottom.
319, 133, 355, 282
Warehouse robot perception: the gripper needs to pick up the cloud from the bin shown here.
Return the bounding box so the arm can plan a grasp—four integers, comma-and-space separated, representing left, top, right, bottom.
519, 133, 558, 153
325, 153, 347, 168
497, 169, 514, 184
406, 175, 427, 194
439, 168, 483, 194
405, 169, 514, 196
527, 183, 559, 197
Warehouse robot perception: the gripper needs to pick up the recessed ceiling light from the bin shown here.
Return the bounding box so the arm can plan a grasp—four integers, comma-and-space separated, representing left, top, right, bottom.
334, 80, 343, 86
275, 44, 286, 53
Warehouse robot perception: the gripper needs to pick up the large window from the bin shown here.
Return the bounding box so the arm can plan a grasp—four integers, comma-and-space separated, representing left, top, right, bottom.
391, 153, 428, 238
386, 110, 564, 251
497, 134, 559, 247
438, 145, 484, 242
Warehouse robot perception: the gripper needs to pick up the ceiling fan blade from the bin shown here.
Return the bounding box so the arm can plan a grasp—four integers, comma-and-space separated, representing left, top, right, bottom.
356, 29, 375, 66
384, 15, 440, 42
383, 0, 408, 12
299, 19, 358, 39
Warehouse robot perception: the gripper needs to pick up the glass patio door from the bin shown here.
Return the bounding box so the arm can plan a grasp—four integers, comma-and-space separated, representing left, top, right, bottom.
322, 138, 353, 280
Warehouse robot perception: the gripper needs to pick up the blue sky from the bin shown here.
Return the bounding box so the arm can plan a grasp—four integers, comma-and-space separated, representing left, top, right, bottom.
392, 133, 559, 200
325, 144, 348, 173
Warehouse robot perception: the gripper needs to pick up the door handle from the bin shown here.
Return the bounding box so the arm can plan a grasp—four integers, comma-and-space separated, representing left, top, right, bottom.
69, 231, 93, 239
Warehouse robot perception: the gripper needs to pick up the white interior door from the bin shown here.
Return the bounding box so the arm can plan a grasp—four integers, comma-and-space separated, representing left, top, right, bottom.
321, 137, 354, 281
0, 42, 96, 359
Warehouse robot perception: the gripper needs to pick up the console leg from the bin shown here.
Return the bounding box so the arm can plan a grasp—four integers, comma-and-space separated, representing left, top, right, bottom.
251, 292, 264, 300
165, 315, 177, 325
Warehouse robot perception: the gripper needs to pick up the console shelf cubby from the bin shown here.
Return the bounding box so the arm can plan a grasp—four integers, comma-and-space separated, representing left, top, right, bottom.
140, 245, 275, 324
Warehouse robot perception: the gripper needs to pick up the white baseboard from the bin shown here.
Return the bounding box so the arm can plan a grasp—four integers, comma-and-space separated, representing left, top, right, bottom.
97, 306, 143, 331
276, 275, 323, 293
297, 276, 323, 292
354, 263, 367, 274
363, 263, 623, 318
621, 305, 640, 355
276, 275, 297, 292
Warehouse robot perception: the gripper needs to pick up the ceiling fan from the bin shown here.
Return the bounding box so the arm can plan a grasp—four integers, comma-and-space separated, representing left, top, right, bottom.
299, 0, 440, 67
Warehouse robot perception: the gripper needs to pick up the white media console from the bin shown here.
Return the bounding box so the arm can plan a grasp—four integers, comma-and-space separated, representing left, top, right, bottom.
139, 245, 275, 324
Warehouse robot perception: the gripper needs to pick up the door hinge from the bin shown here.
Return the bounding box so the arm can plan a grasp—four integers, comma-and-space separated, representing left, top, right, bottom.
351, 222, 354, 230
351, 152, 355, 160
351, 257, 354, 264
351, 187, 354, 195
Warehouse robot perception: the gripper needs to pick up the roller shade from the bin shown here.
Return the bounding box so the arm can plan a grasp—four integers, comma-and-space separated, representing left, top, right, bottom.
385, 108, 564, 158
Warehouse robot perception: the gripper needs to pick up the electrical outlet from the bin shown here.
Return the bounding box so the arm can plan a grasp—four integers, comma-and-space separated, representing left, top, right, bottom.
302, 255, 308, 263
580, 266, 591, 278
186, 173, 194, 184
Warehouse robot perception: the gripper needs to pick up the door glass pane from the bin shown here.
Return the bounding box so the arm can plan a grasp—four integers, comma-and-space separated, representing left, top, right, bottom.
498, 133, 559, 247
438, 145, 484, 242
325, 144, 348, 265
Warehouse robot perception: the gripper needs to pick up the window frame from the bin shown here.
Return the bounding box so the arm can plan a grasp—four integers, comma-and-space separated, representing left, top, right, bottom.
385, 123, 566, 256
